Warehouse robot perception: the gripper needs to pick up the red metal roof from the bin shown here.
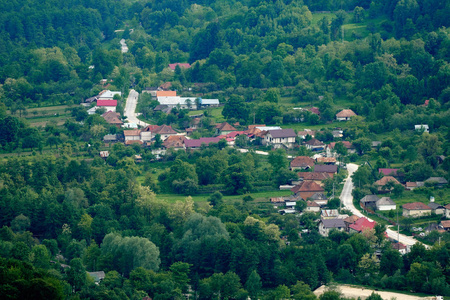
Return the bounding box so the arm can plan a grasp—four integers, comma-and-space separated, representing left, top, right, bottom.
349, 217, 376, 232
97, 100, 117, 107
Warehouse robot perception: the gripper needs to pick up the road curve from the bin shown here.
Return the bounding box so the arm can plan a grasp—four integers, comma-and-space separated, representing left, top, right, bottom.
340, 163, 421, 247
124, 89, 149, 127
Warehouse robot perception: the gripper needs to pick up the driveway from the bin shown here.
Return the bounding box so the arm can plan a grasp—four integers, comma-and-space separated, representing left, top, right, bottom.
124, 89, 149, 127
340, 163, 421, 247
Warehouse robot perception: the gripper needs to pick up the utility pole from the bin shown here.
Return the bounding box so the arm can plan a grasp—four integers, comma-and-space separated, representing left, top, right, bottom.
397, 206, 399, 243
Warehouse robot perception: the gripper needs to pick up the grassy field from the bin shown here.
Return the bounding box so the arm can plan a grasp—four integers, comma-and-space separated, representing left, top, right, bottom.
12, 104, 74, 127
155, 190, 292, 204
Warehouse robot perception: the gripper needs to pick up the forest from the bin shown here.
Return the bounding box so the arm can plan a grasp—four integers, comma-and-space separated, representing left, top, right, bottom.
0, 0, 449, 299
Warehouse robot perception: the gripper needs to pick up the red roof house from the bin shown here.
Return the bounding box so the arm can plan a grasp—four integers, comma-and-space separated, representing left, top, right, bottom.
349, 217, 376, 233
97, 100, 117, 107
290, 156, 315, 170
168, 63, 191, 71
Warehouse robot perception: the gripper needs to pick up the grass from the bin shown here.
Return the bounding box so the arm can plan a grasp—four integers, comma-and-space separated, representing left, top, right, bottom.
10, 104, 74, 127
155, 190, 292, 204
311, 13, 336, 26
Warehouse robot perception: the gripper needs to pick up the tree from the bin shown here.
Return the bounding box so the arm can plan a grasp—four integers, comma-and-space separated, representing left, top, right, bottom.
353, 7, 365, 23
380, 248, 403, 276
264, 88, 280, 103
208, 191, 223, 207
353, 138, 371, 155
67, 258, 88, 292
11, 214, 30, 233
245, 270, 262, 300
222, 163, 253, 195
222, 95, 250, 123
268, 149, 288, 171
366, 292, 383, 300
101, 233, 160, 276
291, 281, 317, 300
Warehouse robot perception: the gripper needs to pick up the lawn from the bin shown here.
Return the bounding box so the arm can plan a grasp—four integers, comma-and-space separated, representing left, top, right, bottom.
311, 13, 336, 26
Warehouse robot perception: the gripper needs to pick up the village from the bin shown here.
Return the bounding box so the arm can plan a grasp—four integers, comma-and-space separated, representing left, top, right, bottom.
82, 74, 450, 257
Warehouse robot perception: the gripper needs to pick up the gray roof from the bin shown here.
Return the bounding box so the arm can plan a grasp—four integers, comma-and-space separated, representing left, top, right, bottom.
321, 218, 346, 228
360, 195, 380, 203
87, 271, 105, 282
428, 202, 444, 210
310, 192, 327, 200
103, 134, 117, 141
268, 129, 296, 138
314, 165, 338, 173
376, 197, 396, 206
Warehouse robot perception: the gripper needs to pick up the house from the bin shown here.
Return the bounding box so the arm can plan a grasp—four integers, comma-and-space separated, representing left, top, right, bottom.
184, 137, 223, 150
98, 90, 121, 100
405, 182, 418, 190
99, 151, 109, 159
290, 156, 315, 170
392, 242, 407, 255
291, 181, 324, 200
123, 130, 141, 142
424, 177, 448, 188
134, 154, 142, 163
445, 204, 450, 219
156, 90, 176, 97
153, 125, 177, 141
376, 197, 396, 211
96, 100, 117, 112
216, 122, 237, 135
200, 98, 220, 107
140, 125, 160, 142
103, 134, 118, 143
336, 109, 357, 121
343, 215, 360, 231
316, 157, 336, 164
308, 107, 320, 115
163, 135, 186, 150
157, 96, 198, 109
309, 192, 328, 206
372, 141, 382, 148
360, 195, 380, 211
168, 63, 191, 71
402, 202, 432, 217
321, 209, 339, 219
327, 141, 356, 156
271, 197, 286, 207
102, 111, 123, 127
319, 218, 346, 236
349, 217, 376, 234
297, 130, 315, 139
297, 172, 331, 186
314, 165, 338, 175
441, 220, 450, 231
306, 201, 321, 212
414, 124, 429, 133
304, 138, 325, 151
263, 129, 297, 149
87, 271, 106, 284
374, 176, 401, 192
428, 202, 445, 215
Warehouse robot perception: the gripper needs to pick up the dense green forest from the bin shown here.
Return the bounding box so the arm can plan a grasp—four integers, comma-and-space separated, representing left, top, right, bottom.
0, 0, 449, 299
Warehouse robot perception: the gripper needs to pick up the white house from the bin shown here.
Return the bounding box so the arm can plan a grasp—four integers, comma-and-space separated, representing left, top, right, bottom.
376, 197, 396, 211
263, 129, 296, 148
98, 90, 121, 100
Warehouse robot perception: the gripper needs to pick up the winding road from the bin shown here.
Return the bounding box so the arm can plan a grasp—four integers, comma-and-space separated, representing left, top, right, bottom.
124, 89, 149, 127
340, 163, 421, 247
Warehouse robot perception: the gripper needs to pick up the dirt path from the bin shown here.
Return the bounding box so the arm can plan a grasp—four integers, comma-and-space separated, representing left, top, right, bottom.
314, 285, 435, 300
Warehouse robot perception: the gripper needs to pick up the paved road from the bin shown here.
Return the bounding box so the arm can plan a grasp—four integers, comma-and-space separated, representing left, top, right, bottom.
124, 89, 149, 127
236, 148, 294, 158
340, 163, 421, 247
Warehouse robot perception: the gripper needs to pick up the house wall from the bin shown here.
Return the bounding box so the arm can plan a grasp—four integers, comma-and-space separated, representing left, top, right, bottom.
306, 206, 320, 212
336, 117, 351, 121
377, 204, 396, 211
140, 132, 153, 142
403, 209, 431, 217
433, 208, 445, 215
99, 105, 116, 112
125, 135, 140, 141
446, 209, 450, 219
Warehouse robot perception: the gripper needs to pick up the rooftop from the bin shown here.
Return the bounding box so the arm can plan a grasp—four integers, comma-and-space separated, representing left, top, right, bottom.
336, 109, 357, 118
403, 202, 431, 210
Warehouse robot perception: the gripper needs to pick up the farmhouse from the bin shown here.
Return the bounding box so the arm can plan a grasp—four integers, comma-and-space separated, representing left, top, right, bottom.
290, 156, 315, 170
349, 217, 376, 234
304, 138, 325, 151
319, 218, 346, 237
336, 109, 357, 121
376, 197, 396, 211
402, 202, 432, 217
96, 100, 117, 112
